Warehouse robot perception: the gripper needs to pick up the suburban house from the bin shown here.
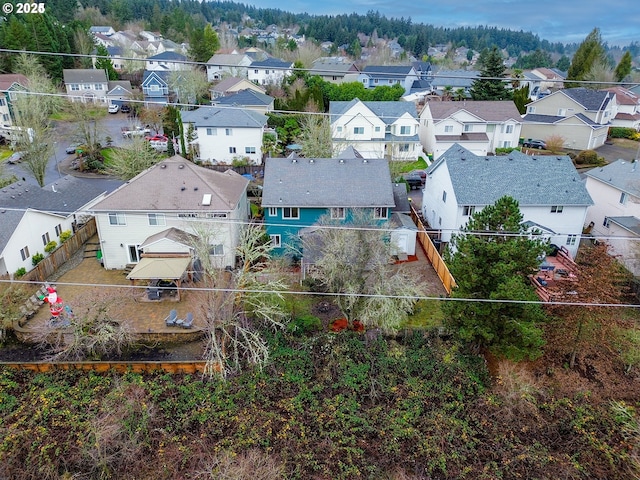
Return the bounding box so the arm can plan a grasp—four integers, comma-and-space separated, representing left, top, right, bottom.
422, 144, 593, 258
521, 87, 615, 150
330, 99, 422, 160
91, 46, 126, 71
212, 89, 274, 113
181, 106, 268, 164
141, 70, 170, 105
602, 86, 640, 130
0, 73, 28, 129
584, 160, 640, 275
309, 57, 360, 84
106, 80, 133, 107
62, 69, 109, 103
145, 51, 189, 72
522, 67, 566, 100
0, 176, 106, 276
90, 156, 249, 271
89, 26, 116, 37
210, 77, 266, 99
429, 70, 480, 98
418, 100, 523, 159
358, 65, 419, 95
261, 153, 395, 256
247, 58, 293, 86
206, 53, 253, 81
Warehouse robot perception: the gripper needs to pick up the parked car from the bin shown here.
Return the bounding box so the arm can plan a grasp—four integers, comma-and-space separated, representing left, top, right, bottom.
6, 151, 25, 164
522, 139, 546, 149
411, 169, 427, 181
403, 173, 423, 190
65, 143, 81, 154
108, 104, 120, 114
120, 104, 131, 113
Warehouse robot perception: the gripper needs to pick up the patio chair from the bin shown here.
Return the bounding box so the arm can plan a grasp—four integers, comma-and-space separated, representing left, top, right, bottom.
165, 309, 178, 326
179, 312, 194, 329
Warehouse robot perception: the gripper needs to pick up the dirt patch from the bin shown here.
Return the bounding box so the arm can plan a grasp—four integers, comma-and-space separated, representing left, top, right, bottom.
311, 300, 343, 330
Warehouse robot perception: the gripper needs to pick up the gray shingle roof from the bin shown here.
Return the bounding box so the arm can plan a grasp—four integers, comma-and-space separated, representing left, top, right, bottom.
250, 58, 292, 68
427, 144, 593, 206
147, 51, 187, 61
361, 65, 414, 78
430, 70, 480, 88
608, 216, 640, 235
63, 69, 108, 84
0, 210, 27, 252
329, 100, 418, 125
181, 106, 267, 128
427, 101, 522, 122
91, 156, 248, 212
261, 157, 395, 208
585, 159, 640, 197
214, 90, 273, 107
563, 88, 612, 111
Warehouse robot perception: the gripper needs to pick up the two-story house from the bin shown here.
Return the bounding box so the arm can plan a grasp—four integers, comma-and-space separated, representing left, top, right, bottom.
0, 73, 28, 130
309, 57, 360, 84
419, 101, 523, 159
212, 89, 274, 113
358, 66, 418, 95
90, 156, 249, 271
91, 46, 126, 72
141, 70, 170, 105
522, 87, 615, 150
210, 77, 266, 100
145, 51, 189, 72
422, 144, 593, 258
206, 53, 253, 82
247, 58, 293, 86
181, 106, 268, 164
261, 153, 395, 256
330, 99, 422, 160
584, 160, 640, 275
430, 70, 480, 98
0, 176, 106, 276
63, 69, 109, 103
602, 86, 640, 131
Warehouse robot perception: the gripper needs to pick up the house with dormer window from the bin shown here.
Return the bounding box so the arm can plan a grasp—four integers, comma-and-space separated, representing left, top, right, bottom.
330, 99, 422, 160
521, 87, 615, 150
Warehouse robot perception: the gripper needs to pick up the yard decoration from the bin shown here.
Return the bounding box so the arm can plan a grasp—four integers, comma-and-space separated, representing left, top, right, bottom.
40, 286, 67, 322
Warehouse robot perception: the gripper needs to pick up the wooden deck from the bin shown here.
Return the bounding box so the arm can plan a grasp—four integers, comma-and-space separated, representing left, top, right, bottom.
531, 246, 580, 302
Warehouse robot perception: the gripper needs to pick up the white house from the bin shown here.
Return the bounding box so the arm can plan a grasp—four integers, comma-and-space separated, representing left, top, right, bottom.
358, 66, 418, 95
330, 99, 422, 160
584, 160, 640, 275
90, 156, 249, 271
522, 87, 615, 150
247, 58, 293, 86
0, 73, 28, 129
145, 51, 190, 72
62, 69, 109, 103
181, 106, 268, 165
206, 53, 253, 81
602, 86, 640, 131
419, 101, 522, 159
0, 176, 106, 276
422, 144, 593, 258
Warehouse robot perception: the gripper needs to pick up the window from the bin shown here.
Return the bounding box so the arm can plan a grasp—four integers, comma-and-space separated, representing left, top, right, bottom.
353, 127, 364, 135
108, 212, 126, 225
270, 234, 281, 247
527, 106, 536, 114
331, 207, 346, 219
336, 126, 343, 132
148, 213, 165, 226
502, 140, 512, 148
254, 69, 259, 74
550, 205, 563, 213
463, 205, 475, 216
225, 128, 233, 136
505, 124, 514, 133
558, 108, 566, 116
464, 124, 473, 132
283, 207, 299, 219
94, 84, 103, 90
400, 125, 411, 135
55, 224, 62, 236
373, 207, 388, 219
620, 192, 628, 205
209, 244, 224, 256
71, 84, 79, 91
442, 190, 447, 203
374, 79, 379, 84
229, 147, 236, 153
265, 70, 269, 74
603, 217, 610, 228
268, 207, 277, 217
0, 98, 5, 106
245, 146, 256, 154
82, 84, 91, 89
566, 234, 577, 246
150, 84, 159, 92
375, 126, 381, 132
399, 143, 410, 152
444, 125, 453, 133
206, 128, 217, 136
42, 232, 50, 246
20, 246, 29, 261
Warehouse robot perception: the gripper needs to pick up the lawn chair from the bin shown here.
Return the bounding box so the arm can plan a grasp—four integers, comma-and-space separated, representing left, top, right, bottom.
180, 312, 194, 329
165, 309, 178, 326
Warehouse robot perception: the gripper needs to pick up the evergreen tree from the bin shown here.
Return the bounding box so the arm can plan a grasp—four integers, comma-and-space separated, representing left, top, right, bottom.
614, 51, 633, 82
95, 45, 118, 81
188, 24, 220, 63
512, 84, 530, 114
556, 55, 571, 72
470, 46, 511, 100
566, 28, 607, 88
443, 196, 547, 360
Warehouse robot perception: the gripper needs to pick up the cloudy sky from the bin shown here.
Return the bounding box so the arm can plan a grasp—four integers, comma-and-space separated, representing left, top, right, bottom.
251, 0, 639, 46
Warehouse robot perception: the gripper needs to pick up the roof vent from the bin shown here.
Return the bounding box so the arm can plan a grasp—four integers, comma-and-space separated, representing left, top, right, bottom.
202, 193, 212, 206
363, 159, 368, 163
292, 158, 297, 163
179, 164, 185, 169
339, 159, 345, 163
309, 159, 314, 163
161, 164, 167, 169
194, 186, 198, 191
181, 186, 186, 191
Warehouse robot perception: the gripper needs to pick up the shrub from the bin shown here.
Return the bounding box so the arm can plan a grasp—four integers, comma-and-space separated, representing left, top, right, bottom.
44, 240, 57, 253
544, 135, 565, 153
14, 267, 26, 278
59, 230, 72, 243
32, 253, 44, 266
287, 314, 322, 335
575, 149, 599, 165
608, 127, 637, 139
495, 147, 519, 155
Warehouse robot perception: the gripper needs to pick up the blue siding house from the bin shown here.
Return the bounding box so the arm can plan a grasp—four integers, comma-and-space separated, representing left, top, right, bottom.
261, 151, 395, 256
141, 70, 170, 105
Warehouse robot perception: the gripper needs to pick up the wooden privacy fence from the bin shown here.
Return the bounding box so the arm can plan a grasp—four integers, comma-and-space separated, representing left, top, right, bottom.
410, 206, 456, 295
0, 361, 211, 375
21, 218, 97, 283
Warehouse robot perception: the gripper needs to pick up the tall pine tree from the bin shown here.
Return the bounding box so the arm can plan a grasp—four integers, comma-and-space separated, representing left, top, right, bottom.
470, 46, 511, 100
566, 28, 607, 88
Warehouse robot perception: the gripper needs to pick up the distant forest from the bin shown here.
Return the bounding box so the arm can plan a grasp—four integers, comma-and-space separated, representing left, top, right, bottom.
1, 0, 638, 81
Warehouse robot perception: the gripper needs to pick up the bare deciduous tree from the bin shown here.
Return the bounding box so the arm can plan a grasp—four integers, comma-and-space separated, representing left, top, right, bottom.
107, 137, 163, 180
168, 68, 210, 106
299, 114, 334, 158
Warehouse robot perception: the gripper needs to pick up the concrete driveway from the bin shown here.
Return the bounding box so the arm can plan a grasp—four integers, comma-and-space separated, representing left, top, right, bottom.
595, 140, 640, 163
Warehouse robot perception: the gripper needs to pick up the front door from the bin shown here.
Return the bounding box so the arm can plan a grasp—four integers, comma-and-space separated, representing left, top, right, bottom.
127, 244, 142, 263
